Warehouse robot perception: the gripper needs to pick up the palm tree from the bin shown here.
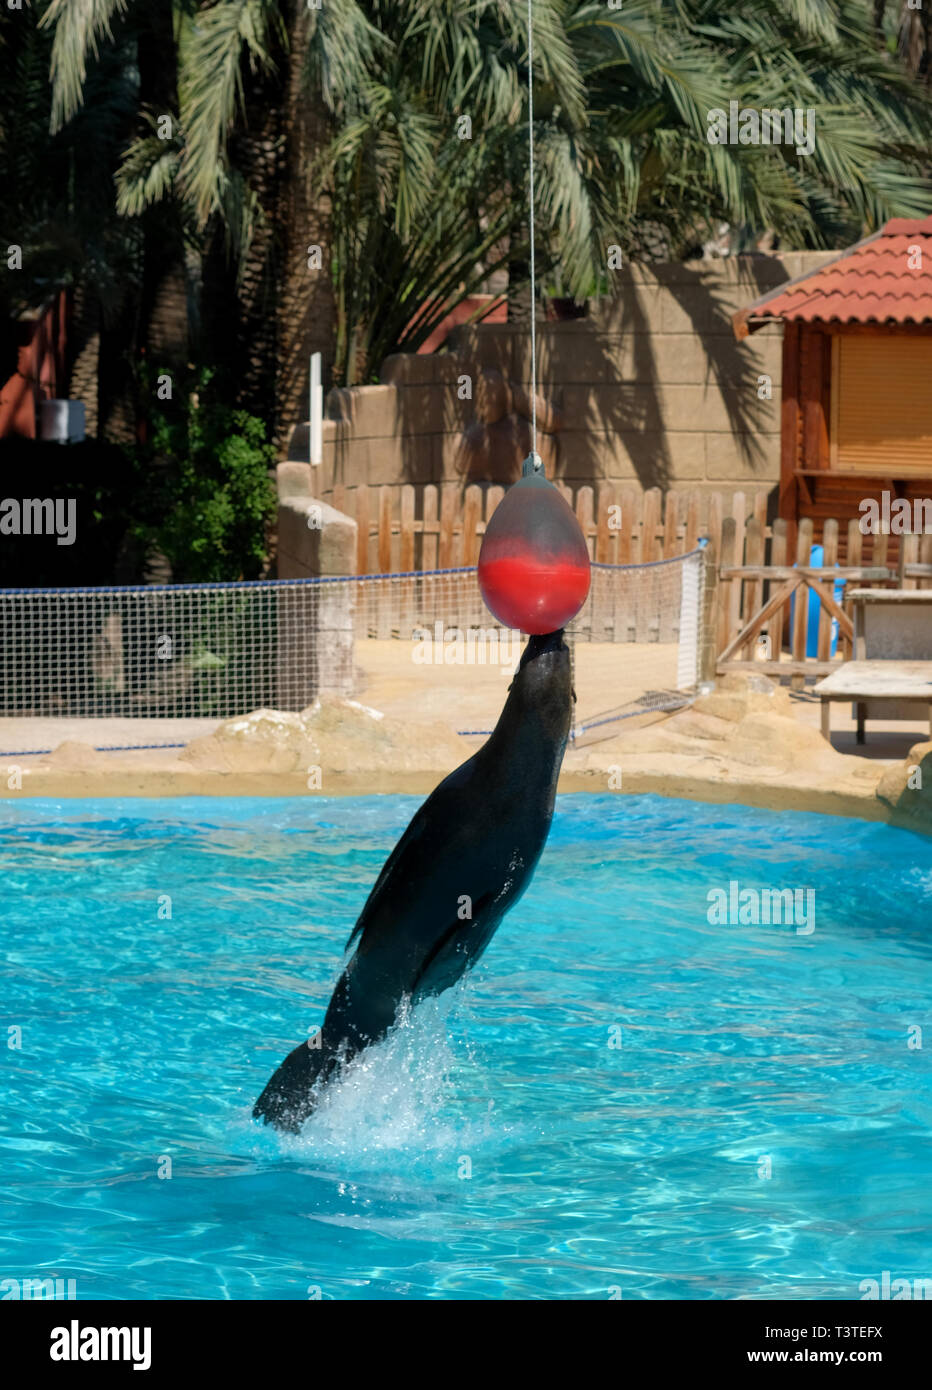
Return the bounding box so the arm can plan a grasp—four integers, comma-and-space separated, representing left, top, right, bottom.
0, 3, 142, 438
38, 0, 193, 440
39, 0, 932, 411
872, 0, 930, 86
43, 0, 381, 441
304, 0, 932, 382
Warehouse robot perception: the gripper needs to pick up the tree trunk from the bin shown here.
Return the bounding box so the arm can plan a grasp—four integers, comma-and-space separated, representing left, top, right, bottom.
66, 283, 100, 438
226, 62, 284, 420
97, 0, 187, 443
898, 0, 931, 84
273, 0, 337, 454
135, 0, 188, 380
507, 253, 533, 327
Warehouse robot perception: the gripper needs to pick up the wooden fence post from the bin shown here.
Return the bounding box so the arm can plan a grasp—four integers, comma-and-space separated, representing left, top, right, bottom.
618, 488, 636, 565
770, 517, 788, 657
422, 485, 439, 570
462, 485, 482, 566
717, 516, 737, 660
817, 518, 838, 662
920, 532, 932, 591
355, 485, 370, 575
641, 487, 662, 564
706, 491, 723, 566
399, 485, 416, 636
900, 532, 919, 590
744, 516, 764, 659
438, 487, 456, 568
596, 485, 614, 563
685, 490, 701, 554
663, 491, 680, 558
791, 517, 813, 689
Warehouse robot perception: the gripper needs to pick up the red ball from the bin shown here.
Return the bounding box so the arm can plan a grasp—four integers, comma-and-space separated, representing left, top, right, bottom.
478, 473, 591, 634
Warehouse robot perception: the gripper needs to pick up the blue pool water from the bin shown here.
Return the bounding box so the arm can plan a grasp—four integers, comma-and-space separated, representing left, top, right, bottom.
1, 794, 931, 1301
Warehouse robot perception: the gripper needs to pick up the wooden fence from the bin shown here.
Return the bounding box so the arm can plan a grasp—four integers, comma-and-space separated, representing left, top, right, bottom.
333, 481, 759, 575
331, 481, 932, 677
710, 515, 932, 682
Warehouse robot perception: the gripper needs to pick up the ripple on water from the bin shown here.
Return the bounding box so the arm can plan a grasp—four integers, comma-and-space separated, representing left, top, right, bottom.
1, 794, 931, 1300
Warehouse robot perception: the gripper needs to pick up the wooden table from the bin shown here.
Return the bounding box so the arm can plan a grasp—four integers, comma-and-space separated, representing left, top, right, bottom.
813, 589, 932, 743
814, 660, 932, 742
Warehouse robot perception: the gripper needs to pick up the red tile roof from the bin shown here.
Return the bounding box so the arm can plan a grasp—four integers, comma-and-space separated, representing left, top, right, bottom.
734, 217, 932, 336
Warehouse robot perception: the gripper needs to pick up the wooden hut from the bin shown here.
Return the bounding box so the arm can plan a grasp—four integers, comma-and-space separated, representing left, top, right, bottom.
732, 217, 932, 556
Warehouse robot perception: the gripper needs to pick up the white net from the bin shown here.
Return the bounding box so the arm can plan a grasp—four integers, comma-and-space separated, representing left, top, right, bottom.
0, 549, 705, 726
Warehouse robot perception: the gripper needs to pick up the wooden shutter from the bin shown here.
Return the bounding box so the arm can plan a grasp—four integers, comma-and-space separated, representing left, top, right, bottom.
832, 334, 932, 473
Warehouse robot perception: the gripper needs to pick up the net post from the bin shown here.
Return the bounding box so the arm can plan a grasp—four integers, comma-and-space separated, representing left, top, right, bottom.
699, 538, 718, 685
677, 547, 700, 689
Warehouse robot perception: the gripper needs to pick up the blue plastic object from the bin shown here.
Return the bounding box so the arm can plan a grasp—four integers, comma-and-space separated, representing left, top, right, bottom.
789, 543, 846, 657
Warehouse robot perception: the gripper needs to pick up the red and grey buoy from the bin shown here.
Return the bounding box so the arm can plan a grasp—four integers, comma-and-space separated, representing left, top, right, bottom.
478, 454, 591, 635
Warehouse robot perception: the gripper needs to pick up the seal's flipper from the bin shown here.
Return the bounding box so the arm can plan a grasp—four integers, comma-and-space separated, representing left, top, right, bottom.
343, 809, 432, 953
252, 1038, 337, 1131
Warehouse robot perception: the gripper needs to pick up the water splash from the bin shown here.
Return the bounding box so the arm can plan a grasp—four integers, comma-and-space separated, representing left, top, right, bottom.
240, 989, 503, 1174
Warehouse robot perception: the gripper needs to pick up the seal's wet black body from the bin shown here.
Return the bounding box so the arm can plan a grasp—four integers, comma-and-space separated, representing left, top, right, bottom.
253, 629, 573, 1132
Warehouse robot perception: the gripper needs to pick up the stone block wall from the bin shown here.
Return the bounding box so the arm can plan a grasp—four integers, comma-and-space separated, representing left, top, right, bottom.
283, 252, 836, 515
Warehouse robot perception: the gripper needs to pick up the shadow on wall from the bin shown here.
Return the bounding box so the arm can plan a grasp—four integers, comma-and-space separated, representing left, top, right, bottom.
661, 257, 782, 472
563, 256, 791, 495
384, 254, 792, 499
591, 278, 676, 494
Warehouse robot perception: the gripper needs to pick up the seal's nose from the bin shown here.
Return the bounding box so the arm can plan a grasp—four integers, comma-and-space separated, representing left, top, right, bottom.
525, 628, 566, 659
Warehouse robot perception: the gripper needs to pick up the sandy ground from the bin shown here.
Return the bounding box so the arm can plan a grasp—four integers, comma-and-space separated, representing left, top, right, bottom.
0, 639, 683, 756
355, 638, 682, 735
0, 717, 221, 756
1, 638, 923, 758
1, 640, 929, 832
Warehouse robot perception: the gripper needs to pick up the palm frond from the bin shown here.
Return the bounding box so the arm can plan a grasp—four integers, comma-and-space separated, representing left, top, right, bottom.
115, 110, 182, 216
177, 0, 284, 226
41, 0, 129, 131
304, 0, 388, 113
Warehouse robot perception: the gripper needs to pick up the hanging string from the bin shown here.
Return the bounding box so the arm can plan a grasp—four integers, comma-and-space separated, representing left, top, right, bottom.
525, 0, 541, 475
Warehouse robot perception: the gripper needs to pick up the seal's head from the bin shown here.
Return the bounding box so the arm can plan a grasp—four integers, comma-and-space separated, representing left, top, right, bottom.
505, 627, 574, 746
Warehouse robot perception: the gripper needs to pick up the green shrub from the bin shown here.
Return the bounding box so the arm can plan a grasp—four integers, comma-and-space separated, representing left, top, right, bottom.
133, 367, 277, 583
0, 370, 277, 588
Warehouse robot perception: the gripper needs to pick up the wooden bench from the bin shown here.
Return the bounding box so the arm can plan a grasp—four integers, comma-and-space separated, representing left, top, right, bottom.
814, 590, 932, 744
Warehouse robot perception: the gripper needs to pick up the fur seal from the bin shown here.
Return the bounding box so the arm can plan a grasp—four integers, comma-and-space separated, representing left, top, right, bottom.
254, 628, 573, 1131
